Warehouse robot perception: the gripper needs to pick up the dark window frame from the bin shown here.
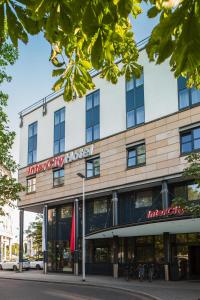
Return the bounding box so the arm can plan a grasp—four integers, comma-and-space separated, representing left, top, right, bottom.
135, 189, 153, 209
86, 156, 100, 179
54, 107, 65, 156
126, 73, 145, 129
53, 168, 65, 187
178, 77, 200, 111
26, 176, 36, 194
127, 143, 146, 169
86, 90, 100, 144
93, 199, 108, 215
173, 181, 200, 202
28, 121, 37, 165
180, 126, 200, 155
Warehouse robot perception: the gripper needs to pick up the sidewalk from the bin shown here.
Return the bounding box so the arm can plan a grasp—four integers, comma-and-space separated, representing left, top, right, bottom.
0, 270, 199, 300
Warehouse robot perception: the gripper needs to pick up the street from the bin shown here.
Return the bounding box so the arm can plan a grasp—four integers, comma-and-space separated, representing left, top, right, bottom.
0, 279, 152, 300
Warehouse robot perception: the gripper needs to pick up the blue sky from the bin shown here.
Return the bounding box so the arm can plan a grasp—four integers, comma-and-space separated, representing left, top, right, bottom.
3, 3, 158, 228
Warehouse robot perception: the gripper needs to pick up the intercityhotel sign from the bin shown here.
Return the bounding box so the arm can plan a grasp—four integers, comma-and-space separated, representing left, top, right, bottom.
147, 207, 185, 219
27, 145, 94, 176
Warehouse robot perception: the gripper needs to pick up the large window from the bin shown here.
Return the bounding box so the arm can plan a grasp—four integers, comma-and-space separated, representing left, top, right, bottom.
28, 122, 37, 165
180, 127, 200, 155
126, 73, 144, 128
127, 143, 146, 168
54, 108, 65, 155
86, 156, 100, 178
86, 90, 100, 143
174, 183, 200, 201
178, 77, 200, 110
53, 169, 64, 187
135, 190, 152, 208
93, 199, 107, 214
27, 177, 36, 193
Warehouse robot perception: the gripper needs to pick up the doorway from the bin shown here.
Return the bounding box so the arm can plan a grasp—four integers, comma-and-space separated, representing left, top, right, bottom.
189, 246, 200, 278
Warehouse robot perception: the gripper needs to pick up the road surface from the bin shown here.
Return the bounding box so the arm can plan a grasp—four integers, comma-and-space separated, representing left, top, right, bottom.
0, 279, 152, 300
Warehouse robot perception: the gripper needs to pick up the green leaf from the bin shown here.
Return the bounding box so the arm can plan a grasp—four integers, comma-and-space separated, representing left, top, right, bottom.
52, 77, 65, 91
118, 0, 133, 17
51, 57, 65, 68
91, 32, 103, 70
52, 68, 65, 77
147, 6, 160, 18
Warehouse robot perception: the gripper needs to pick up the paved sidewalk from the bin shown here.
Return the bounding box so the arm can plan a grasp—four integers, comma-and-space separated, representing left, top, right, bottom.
0, 270, 199, 300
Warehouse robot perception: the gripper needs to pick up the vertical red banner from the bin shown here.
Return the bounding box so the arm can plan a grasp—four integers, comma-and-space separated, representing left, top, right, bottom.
70, 208, 75, 253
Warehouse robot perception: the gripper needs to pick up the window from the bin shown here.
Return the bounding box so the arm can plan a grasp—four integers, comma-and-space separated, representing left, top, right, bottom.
61, 206, 72, 219
54, 108, 65, 155
28, 122, 37, 164
174, 183, 200, 201
53, 169, 64, 187
126, 73, 144, 128
86, 90, 100, 143
180, 127, 200, 154
178, 77, 200, 110
27, 177, 36, 193
93, 199, 107, 214
86, 157, 100, 178
135, 190, 152, 208
127, 143, 146, 168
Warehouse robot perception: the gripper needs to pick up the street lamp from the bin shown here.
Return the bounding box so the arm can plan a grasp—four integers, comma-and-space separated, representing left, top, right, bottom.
77, 172, 86, 282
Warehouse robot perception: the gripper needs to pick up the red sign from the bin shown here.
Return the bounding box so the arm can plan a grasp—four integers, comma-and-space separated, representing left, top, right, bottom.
147, 207, 185, 219
27, 156, 65, 176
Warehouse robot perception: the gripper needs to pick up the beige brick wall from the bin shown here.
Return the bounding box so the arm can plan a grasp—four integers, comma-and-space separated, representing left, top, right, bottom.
18, 106, 200, 207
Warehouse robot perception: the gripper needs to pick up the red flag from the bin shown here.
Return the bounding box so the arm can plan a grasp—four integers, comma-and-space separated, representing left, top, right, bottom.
70, 208, 75, 253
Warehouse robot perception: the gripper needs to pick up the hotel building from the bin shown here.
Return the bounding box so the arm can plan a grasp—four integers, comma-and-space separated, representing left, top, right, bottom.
18, 41, 200, 280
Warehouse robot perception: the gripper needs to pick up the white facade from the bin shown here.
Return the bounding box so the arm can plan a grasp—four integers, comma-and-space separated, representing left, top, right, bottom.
19, 49, 179, 168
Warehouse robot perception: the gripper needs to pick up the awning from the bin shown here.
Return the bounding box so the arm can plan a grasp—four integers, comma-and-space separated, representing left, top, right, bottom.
86, 218, 200, 239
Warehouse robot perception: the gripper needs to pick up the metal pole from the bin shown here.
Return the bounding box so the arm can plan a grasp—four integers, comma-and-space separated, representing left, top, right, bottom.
74, 199, 79, 276
19, 208, 24, 272
43, 205, 48, 274
82, 177, 86, 281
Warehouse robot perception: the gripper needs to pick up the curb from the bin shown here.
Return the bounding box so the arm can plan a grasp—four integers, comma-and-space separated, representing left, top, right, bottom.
0, 275, 161, 300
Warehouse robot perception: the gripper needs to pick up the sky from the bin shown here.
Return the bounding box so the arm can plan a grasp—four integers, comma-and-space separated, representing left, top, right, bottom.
3, 3, 158, 236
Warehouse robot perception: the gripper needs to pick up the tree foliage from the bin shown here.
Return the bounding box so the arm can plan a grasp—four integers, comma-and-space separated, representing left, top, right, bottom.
25, 214, 43, 258
172, 153, 200, 217
0, 42, 24, 215
0, 0, 199, 101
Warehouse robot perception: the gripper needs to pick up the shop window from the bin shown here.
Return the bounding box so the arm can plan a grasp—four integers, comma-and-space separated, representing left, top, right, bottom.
60, 206, 72, 219
53, 169, 64, 187
86, 90, 100, 143
28, 122, 37, 164
174, 183, 200, 201
180, 127, 200, 154
27, 177, 36, 193
135, 190, 152, 208
94, 247, 110, 263
178, 76, 200, 110
54, 107, 65, 155
126, 73, 145, 128
93, 199, 107, 214
86, 156, 100, 178
127, 143, 146, 168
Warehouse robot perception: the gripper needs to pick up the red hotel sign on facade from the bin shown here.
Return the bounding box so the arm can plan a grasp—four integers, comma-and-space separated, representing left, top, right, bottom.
27, 145, 94, 176
147, 207, 185, 219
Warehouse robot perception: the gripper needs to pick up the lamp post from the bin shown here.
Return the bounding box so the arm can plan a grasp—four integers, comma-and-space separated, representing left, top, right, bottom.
77, 172, 86, 282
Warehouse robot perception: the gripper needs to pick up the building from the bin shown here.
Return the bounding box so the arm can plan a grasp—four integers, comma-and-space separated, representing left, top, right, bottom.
0, 166, 14, 261
18, 42, 200, 280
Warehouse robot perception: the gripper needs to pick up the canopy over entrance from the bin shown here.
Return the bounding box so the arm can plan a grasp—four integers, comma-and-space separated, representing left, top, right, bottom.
86, 218, 200, 239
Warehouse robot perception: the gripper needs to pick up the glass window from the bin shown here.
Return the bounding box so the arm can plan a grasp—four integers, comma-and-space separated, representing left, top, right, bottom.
54, 108, 65, 155
127, 143, 146, 168
86, 90, 100, 143
188, 184, 200, 201
27, 177, 36, 193
86, 157, 100, 178
178, 76, 200, 109
53, 169, 64, 187
180, 127, 200, 154
61, 206, 72, 219
28, 122, 37, 165
93, 199, 107, 214
135, 190, 152, 208
126, 72, 145, 129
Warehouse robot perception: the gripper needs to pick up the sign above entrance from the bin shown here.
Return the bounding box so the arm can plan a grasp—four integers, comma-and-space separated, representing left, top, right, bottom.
147, 207, 185, 219
27, 145, 94, 176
